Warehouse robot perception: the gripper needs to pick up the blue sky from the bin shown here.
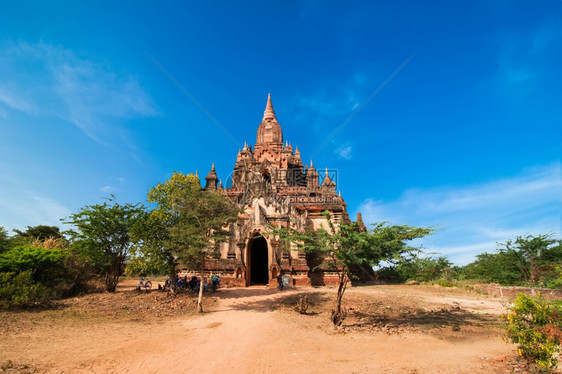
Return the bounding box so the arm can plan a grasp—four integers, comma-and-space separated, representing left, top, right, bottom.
0, 1, 560, 264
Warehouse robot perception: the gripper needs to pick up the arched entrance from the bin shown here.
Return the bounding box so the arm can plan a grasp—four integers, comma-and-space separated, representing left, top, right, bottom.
249, 236, 269, 284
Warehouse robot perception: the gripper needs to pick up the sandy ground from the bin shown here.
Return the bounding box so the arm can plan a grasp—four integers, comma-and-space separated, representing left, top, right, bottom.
0, 282, 525, 374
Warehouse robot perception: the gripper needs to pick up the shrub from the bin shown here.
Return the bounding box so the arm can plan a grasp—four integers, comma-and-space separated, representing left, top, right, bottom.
502, 293, 562, 371
436, 279, 455, 288
0, 245, 67, 287
0, 271, 47, 307
544, 266, 562, 290
0, 245, 92, 306
391, 254, 452, 282
56, 252, 93, 297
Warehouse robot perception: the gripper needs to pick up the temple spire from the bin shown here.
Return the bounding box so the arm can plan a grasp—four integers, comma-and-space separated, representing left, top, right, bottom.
262, 93, 276, 122
256, 93, 283, 147
204, 163, 218, 190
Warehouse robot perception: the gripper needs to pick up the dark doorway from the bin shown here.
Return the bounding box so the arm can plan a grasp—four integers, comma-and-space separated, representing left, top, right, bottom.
250, 236, 269, 284
263, 171, 271, 183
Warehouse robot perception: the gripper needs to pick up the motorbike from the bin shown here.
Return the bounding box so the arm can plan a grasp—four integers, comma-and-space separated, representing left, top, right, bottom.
136, 277, 152, 291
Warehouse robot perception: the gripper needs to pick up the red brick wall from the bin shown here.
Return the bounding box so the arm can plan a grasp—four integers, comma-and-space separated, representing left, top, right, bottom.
220, 277, 246, 288
484, 286, 562, 300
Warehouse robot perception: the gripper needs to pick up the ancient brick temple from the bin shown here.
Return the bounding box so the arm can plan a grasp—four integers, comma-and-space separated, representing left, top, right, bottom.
201, 94, 361, 287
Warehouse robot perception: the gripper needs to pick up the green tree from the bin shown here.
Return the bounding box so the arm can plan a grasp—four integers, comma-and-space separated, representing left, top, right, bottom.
63, 197, 145, 292
395, 253, 452, 282
13, 225, 63, 241
506, 234, 559, 285
129, 209, 174, 277
145, 171, 240, 312
461, 234, 561, 286
0, 226, 10, 253
131, 172, 201, 294
277, 212, 433, 326
7, 225, 65, 250
462, 250, 522, 284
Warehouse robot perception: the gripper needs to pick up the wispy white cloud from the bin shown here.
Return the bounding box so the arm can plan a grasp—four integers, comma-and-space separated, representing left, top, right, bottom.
0, 41, 157, 144
496, 23, 562, 88
357, 163, 561, 264
0, 162, 71, 231
99, 186, 113, 193
293, 73, 368, 118
505, 68, 537, 84
529, 25, 562, 55
0, 187, 71, 232
290, 73, 371, 159
98, 177, 127, 194
335, 144, 352, 160
0, 88, 32, 112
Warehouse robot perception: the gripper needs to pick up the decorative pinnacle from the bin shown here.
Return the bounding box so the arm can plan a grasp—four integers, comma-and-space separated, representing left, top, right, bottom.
356, 212, 364, 225
262, 93, 276, 121
212, 162, 215, 171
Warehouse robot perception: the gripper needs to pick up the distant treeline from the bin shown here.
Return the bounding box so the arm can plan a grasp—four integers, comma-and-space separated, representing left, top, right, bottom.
376, 234, 561, 289
1, 222, 560, 308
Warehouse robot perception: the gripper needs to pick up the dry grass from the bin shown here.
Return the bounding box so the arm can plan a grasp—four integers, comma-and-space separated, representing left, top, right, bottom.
0, 287, 219, 336
30, 237, 67, 250
273, 285, 501, 339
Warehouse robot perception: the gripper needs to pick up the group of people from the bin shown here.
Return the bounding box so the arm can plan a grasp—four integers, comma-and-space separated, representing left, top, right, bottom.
152, 273, 289, 291
159, 274, 221, 292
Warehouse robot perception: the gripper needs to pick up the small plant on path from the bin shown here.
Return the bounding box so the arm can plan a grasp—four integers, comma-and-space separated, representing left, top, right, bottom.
295, 294, 310, 315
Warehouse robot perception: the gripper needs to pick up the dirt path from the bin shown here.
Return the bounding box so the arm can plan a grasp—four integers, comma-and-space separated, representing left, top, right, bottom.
1, 285, 518, 373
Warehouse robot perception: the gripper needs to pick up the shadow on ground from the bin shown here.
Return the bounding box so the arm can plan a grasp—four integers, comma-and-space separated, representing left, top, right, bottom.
212, 288, 331, 314
345, 306, 499, 336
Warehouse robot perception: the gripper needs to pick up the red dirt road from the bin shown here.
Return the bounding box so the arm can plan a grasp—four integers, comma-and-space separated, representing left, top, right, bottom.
1, 284, 518, 373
